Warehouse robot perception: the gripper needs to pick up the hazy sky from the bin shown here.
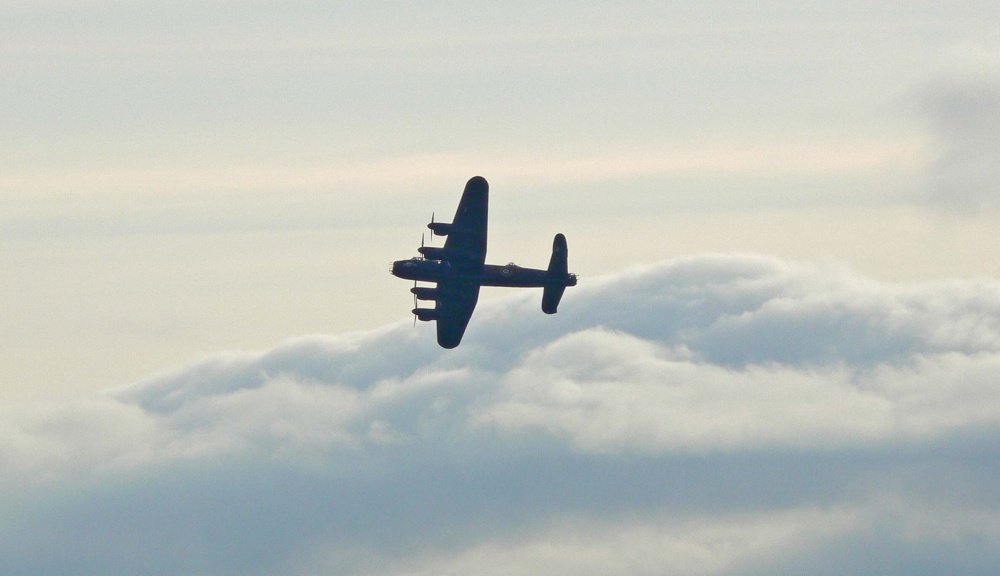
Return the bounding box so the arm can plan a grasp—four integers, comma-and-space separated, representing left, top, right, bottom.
2, 0, 999, 396
2, 1, 1000, 573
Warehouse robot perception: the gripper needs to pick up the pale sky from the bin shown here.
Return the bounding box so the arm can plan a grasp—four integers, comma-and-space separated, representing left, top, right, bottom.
3, 1, 999, 396
2, 2, 1000, 573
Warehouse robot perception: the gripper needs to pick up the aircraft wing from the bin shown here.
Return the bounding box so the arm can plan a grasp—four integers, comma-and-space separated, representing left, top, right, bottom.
443, 176, 488, 265
434, 280, 481, 349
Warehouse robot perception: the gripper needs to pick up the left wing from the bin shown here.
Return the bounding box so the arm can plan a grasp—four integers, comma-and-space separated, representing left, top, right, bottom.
434, 280, 481, 349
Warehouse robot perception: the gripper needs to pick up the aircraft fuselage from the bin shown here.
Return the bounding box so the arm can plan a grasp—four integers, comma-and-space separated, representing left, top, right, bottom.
392, 258, 576, 288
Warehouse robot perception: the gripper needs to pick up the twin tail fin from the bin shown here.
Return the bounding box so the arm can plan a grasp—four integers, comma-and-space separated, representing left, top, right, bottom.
542, 233, 570, 314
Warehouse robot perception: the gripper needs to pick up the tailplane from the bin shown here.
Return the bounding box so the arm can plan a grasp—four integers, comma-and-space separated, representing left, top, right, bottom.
542, 233, 570, 314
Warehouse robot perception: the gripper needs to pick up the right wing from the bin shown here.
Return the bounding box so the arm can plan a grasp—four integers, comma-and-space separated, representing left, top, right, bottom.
434, 280, 481, 349
443, 176, 489, 266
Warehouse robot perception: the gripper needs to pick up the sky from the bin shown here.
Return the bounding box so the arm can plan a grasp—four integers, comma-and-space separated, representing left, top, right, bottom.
2, 1, 1000, 573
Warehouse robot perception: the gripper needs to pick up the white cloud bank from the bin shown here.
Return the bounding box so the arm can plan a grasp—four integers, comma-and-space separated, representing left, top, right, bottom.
3, 254, 1000, 575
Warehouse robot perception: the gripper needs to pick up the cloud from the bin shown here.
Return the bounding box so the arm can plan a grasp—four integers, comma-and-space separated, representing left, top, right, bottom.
2, 254, 1000, 574
919, 48, 1000, 213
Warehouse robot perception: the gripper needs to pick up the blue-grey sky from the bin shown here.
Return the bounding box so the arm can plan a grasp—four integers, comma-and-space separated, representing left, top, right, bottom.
2, 1, 1000, 572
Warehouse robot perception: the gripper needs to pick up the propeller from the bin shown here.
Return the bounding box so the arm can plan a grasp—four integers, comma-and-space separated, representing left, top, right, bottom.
429, 212, 435, 241
412, 281, 418, 326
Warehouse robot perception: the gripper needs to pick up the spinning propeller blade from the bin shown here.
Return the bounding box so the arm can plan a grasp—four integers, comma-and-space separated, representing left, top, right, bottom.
412, 281, 418, 326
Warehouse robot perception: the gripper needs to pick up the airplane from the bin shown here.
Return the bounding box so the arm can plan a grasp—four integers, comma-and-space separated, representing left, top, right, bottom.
391, 176, 577, 348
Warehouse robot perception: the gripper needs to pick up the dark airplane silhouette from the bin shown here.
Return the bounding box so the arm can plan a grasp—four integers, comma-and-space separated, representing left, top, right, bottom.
392, 176, 577, 348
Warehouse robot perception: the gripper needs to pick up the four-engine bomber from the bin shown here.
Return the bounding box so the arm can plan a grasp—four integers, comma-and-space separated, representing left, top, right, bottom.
391, 176, 577, 348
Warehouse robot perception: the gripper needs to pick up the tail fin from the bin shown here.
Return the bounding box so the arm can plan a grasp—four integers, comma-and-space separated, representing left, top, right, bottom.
542, 233, 569, 314
546, 233, 568, 276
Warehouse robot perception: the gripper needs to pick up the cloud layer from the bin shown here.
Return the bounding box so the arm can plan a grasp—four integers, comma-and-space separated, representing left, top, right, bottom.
3, 254, 1000, 575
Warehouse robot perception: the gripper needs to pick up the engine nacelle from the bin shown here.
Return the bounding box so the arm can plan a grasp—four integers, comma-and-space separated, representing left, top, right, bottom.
427, 222, 452, 236
412, 308, 438, 322
417, 246, 451, 260
410, 287, 439, 301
